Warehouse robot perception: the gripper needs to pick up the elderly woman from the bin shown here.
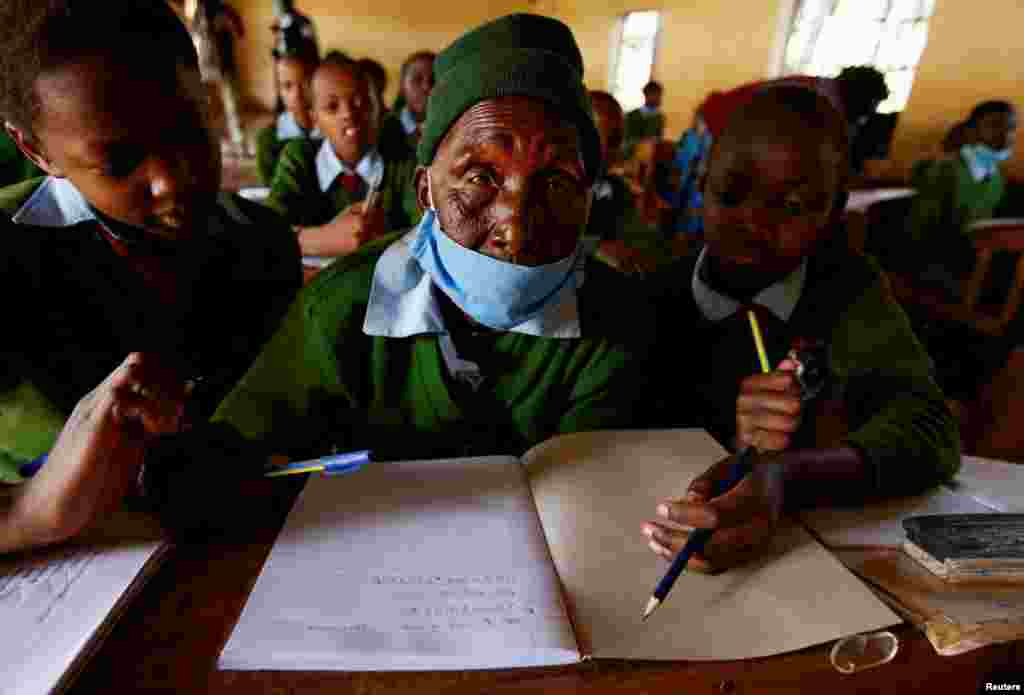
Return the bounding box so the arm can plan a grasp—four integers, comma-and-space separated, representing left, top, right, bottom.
145, 14, 654, 528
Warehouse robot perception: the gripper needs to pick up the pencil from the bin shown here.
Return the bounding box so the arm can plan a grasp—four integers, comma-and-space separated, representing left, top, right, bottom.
642, 310, 773, 621
364, 174, 381, 211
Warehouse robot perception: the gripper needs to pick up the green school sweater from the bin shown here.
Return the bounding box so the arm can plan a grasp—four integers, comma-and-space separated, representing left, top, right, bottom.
209, 232, 655, 463
0, 130, 43, 189
265, 139, 420, 231
906, 154, 1005, 268
650, 242, 960, 499
376, 111, 417, 161
0, 179, 302, 482
255, 122, 320, 185
623, 108, 666, 159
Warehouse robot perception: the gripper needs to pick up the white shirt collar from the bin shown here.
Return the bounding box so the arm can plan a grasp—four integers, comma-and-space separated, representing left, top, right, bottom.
11, 176, 95, 227
399, 107, 419, 136
691, 247, 806, 322
592, 178, 614, 200
363, 229, 585, 340
961, 146, 997, 183
315, 141, 384, 193
276, 111, 320, 140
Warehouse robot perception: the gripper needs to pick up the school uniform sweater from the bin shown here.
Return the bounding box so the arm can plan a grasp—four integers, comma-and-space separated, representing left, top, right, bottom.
0, 177, 301, 481
650, 242, 960, 498
906, 153, 1005, 272
255, 112, 321, 185
201, 231, 655, 464
266, 138, 420, 231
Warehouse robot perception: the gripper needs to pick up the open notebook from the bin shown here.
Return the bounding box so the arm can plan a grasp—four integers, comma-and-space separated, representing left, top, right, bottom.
219, 429, 897, 670
0, 511, 169, 695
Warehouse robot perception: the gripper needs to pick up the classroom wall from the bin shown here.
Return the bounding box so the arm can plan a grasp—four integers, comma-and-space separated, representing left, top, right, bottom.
870, 0, 1024, 181
230, 0, 1024, 180
230, 0, 561, 112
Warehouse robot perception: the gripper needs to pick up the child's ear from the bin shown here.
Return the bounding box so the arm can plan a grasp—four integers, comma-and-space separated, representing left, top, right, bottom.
5, 123, 63, 177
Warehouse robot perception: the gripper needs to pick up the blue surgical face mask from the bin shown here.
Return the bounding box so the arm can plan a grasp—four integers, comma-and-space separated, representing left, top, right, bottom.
411, 172, 581, 331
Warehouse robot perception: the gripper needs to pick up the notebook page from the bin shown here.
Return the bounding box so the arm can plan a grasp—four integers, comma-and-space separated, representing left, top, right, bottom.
523, 429, 899, 661
949, 456, 1024, 513
1, 538, 165, 695
219, 456, 579, 671
800, 485, 999, 548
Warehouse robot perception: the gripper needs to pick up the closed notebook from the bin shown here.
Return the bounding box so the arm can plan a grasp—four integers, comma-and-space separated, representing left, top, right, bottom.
902, 514, 1024, 582
218, 429, 898, 671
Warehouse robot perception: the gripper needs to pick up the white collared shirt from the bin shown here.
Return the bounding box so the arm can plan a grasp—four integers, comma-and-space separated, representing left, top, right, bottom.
11, 175, 227, 239
314, 141, 384, 193
399, 107, 418, 136
691, 247, 807, 323
276, 111, 320, 141
11, 176, 95, 227
363, 229, 586, 340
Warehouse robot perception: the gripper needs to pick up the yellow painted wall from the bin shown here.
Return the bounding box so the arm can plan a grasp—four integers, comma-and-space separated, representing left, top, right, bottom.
231, 0, 561, 111
560, 0, 786, 141
871, 0, 1024, 180
230, 0, 1024, 179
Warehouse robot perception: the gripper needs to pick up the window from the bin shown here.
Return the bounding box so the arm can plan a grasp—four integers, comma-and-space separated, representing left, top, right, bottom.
609, 11, 661, 113
781, 0, 935, 112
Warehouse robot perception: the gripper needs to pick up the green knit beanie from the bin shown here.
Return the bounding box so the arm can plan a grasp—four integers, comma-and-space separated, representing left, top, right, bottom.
417, 13, 601, 179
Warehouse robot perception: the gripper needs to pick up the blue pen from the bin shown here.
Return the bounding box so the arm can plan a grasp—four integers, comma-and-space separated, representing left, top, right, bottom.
642, 446, 755, 620
19, 453, 49, 479
263, 450, 371, 478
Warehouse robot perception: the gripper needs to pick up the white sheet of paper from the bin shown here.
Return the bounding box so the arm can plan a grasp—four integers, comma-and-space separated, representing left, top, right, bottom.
219, 457, 579, 671
800, 485, 999, 549
0, 540, 164, 695
949, 456, 1024, 512
523, 429, 900, 660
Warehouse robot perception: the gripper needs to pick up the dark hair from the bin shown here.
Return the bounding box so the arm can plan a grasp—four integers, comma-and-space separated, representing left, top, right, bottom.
588, 90, 624, 119
836, 66, 889, 104
323, 49, 352, 64
400, 51, 436, 81
357, 57, 388, 94
0, 0, 198, 137
719, 85, 850, 175
643, 81, 663, 94
967, 100, 1015, 126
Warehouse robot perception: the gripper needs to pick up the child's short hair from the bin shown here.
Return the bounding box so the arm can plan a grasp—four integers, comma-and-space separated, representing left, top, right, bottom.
967, 100, 1014, 126
0, 0, 197, 137
718, 85, 850, 175
400, 51, 436, 80
643, 81, 663, 94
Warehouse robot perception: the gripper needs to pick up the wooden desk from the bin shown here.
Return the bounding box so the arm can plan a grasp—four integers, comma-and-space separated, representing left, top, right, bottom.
66, 479, 1021, 694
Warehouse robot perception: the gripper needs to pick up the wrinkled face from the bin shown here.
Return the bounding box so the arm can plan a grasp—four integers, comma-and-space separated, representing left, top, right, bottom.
402, 56, 434, 119
416, 96, 592, 267
312, 63, 374, 164
277, 57, 314, 129
16, 56, 220, 241
975, 110, 1017, 152
591, 97, 624, 165
702, 134, 842, 284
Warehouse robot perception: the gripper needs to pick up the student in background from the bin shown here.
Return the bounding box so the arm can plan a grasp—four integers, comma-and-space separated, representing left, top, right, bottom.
145, 13, 655, 535
357, 57, 390, 119
643, 87, 959, 572
908, 100, 1017, 294
256, 46, 320, 184
191, 0, 248, 155
586, 90, 659, 275
624, 80, 665, 158
266, 56, 420, 259
0, 0, 301, 552
377, 52, 436, 160
911, 120, 969, 187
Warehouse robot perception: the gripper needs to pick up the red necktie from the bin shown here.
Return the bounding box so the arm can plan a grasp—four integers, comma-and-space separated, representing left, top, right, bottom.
340, 172, 366, 198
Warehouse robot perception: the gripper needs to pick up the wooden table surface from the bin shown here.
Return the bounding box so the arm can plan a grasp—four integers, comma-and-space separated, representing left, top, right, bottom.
67, 479, 1022, 695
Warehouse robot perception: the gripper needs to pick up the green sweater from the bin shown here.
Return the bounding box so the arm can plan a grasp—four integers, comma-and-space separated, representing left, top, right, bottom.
0, 130, 43, 189
0, 179, 302, 482
209, 233, 655, 462
650, 243, 960, 499
254, 121, 320, 185
266, 139, 420, 231
623, 108, 666, 158
906, 154, 1005, 270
